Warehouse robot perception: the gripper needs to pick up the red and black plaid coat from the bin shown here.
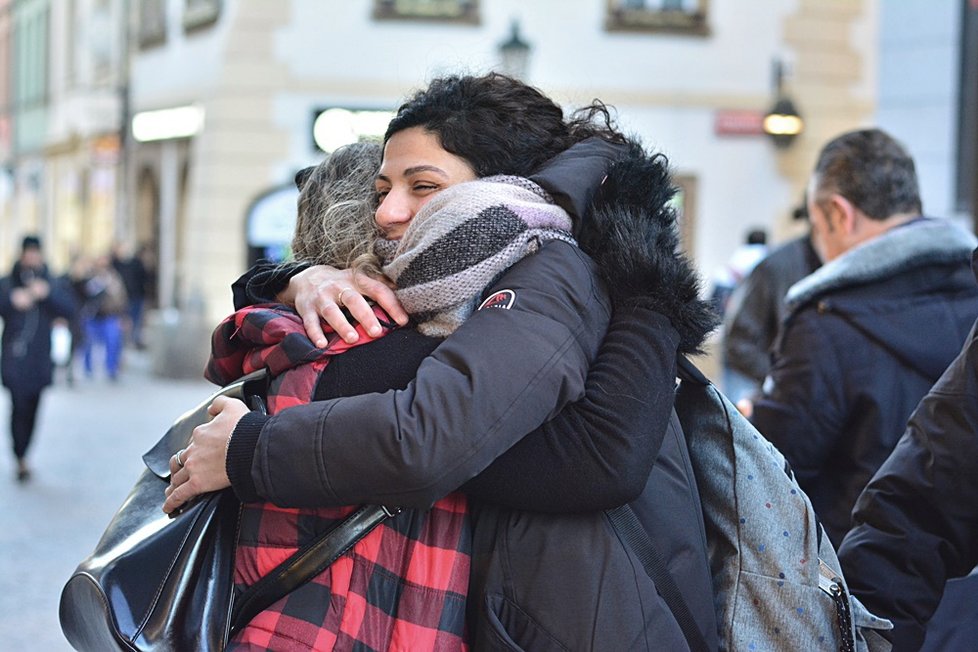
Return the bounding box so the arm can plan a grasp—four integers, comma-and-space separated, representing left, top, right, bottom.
206, 304, 471, 651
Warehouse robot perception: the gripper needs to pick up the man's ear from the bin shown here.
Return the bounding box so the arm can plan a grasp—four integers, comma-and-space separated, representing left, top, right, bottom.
828, 193, 858, 235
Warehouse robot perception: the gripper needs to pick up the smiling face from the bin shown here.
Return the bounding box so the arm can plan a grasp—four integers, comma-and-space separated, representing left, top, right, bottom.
374, 127, 477, 240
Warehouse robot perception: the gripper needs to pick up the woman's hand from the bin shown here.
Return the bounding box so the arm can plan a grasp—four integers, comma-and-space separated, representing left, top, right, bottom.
162, 396, 250, 514
278, 265, 408, 346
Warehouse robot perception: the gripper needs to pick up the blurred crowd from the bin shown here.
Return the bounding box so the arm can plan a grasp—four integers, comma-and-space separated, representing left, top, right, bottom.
0, 236, 155, 481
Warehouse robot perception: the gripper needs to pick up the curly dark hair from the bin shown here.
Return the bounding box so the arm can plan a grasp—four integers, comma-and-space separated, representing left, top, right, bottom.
384, 73, 625, 178
813, 128, 922, 220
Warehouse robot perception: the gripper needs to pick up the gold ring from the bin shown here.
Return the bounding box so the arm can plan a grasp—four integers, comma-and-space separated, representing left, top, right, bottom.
337, 288, 353, 307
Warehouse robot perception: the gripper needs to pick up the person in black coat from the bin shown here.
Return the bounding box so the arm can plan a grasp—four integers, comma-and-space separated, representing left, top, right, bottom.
838, 248, 978, 651
721, 205, 821, 403
0, 236, 76, 481
748, 129, 978, 546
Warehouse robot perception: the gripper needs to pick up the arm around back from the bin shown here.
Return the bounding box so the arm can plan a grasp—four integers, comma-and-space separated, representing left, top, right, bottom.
461, 305, 679, 511
251, 240, 609, 509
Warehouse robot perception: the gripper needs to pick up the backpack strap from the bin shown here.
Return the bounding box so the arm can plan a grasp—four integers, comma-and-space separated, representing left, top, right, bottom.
606, 504, 711, 652
228, 504, 401, 636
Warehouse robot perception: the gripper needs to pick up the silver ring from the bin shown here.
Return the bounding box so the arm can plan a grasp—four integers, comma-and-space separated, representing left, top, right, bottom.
337, 288, 353, 307
175, 449, 186, 469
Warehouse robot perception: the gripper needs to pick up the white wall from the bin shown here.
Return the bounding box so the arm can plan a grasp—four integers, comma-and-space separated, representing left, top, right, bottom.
876, 0, 964, 222
130, 0, 887, 294
271, 0, 805, 278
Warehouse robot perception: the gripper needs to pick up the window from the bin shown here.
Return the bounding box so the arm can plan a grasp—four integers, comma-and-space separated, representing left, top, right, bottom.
373, 0, 479, 24
183, 0, 221, 32
605, 0, 709, 36
138, 0, 166, 48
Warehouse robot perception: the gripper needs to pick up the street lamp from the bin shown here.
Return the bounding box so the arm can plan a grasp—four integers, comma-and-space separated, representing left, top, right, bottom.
498, 20, 531, 79
763, 59, 804, 149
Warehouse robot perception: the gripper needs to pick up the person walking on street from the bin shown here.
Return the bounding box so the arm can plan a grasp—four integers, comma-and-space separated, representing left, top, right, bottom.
81, 254, 128, 381
0, 235, 76, 481
111, 241, 150, 349
722, 206, 821, 404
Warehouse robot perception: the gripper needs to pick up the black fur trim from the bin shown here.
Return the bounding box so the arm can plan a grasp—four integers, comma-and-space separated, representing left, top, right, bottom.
578, 141, 718, 354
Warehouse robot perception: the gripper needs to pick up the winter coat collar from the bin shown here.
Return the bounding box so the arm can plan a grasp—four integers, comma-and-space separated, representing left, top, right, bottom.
786, 217, 977, 312
529, 137, 628, 236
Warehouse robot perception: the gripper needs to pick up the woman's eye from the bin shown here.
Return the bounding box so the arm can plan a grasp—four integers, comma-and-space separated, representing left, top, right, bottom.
413, 184, 438, 193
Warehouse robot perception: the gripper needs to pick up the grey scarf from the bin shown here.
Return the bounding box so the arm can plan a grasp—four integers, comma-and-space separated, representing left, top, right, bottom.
377, 175, 575, 336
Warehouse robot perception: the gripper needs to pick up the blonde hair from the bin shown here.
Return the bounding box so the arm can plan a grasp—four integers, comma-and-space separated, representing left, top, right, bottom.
290, 141, 384, 278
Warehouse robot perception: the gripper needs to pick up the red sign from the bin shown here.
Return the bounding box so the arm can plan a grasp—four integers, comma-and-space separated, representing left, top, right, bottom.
714, 110, 765, 136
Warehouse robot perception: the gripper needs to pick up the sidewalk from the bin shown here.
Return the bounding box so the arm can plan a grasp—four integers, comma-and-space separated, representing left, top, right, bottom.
0, 348, 215, 650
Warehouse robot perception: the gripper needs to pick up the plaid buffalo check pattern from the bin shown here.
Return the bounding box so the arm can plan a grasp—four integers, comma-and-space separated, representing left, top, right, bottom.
206, 305, 472, 651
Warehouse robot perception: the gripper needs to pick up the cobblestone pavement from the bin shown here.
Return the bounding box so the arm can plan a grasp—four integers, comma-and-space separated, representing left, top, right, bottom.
0, 350, 214, 651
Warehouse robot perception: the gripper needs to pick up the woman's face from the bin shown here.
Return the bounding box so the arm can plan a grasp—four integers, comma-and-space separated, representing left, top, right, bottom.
375, 126, 476, 240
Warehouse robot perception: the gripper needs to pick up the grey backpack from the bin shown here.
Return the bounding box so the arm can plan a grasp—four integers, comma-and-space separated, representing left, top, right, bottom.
672, 358, 893, 651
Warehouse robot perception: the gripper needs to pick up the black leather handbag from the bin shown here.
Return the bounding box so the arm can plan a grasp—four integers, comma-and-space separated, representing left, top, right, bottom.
59, 370, 266, 651
59, 369, 400, 652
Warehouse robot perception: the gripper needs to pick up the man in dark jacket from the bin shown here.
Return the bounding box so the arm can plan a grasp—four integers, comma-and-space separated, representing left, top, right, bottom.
0, 235, 76, 481
749, 128, 978, 546
837, 248, 978, 651
721, 218, 821, 403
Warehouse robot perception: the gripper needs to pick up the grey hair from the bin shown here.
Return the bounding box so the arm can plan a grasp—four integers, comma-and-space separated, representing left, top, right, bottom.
290, 141, 385, 278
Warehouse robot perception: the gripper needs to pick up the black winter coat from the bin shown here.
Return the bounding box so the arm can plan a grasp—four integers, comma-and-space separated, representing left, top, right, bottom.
751, 218, 978, 546
722, 234, 821, 385
0, 262, 76, 394
837, 248, 978, 652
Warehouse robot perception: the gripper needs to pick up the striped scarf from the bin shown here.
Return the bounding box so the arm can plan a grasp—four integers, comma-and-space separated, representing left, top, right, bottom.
376, 175, 575, 337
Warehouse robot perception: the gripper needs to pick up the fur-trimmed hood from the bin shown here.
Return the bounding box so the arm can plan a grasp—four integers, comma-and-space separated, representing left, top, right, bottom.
533, 138, 717, 354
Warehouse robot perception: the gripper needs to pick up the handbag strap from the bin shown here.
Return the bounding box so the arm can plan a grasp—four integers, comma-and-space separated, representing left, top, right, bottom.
229, 504, 401, 636
607, 504, 710, 652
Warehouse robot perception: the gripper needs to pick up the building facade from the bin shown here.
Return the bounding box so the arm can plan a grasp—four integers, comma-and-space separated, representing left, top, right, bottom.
1, 0, 974, 338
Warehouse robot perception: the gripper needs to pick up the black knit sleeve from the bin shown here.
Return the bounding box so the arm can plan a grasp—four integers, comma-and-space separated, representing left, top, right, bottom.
231, 260, 310, 310
461, 304, 680, 512
226, 410, 269, 503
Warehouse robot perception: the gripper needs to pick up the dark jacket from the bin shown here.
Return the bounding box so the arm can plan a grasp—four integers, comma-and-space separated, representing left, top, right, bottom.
838, 248, 978, 652
0, 261, 76, 393
227, 140, 719, 651
751, 218, 978, 546
722, 234, 821, 384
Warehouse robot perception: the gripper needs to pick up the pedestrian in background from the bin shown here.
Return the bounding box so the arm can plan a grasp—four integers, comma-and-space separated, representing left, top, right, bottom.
0, 235, 75, 481
709, 227, 768, 319
111, 241, 150, 349
81, 254, 128, 381
748, 128, 978, 546
839, 269, 978, 651
722, 204, 821, 403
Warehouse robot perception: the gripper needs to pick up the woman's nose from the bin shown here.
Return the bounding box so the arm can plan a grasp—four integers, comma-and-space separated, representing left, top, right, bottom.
375, 190, 414, 235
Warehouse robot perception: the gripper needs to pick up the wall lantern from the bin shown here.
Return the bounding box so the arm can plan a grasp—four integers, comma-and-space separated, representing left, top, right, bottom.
498, 20, 531, 79
763, 59, 803, 148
